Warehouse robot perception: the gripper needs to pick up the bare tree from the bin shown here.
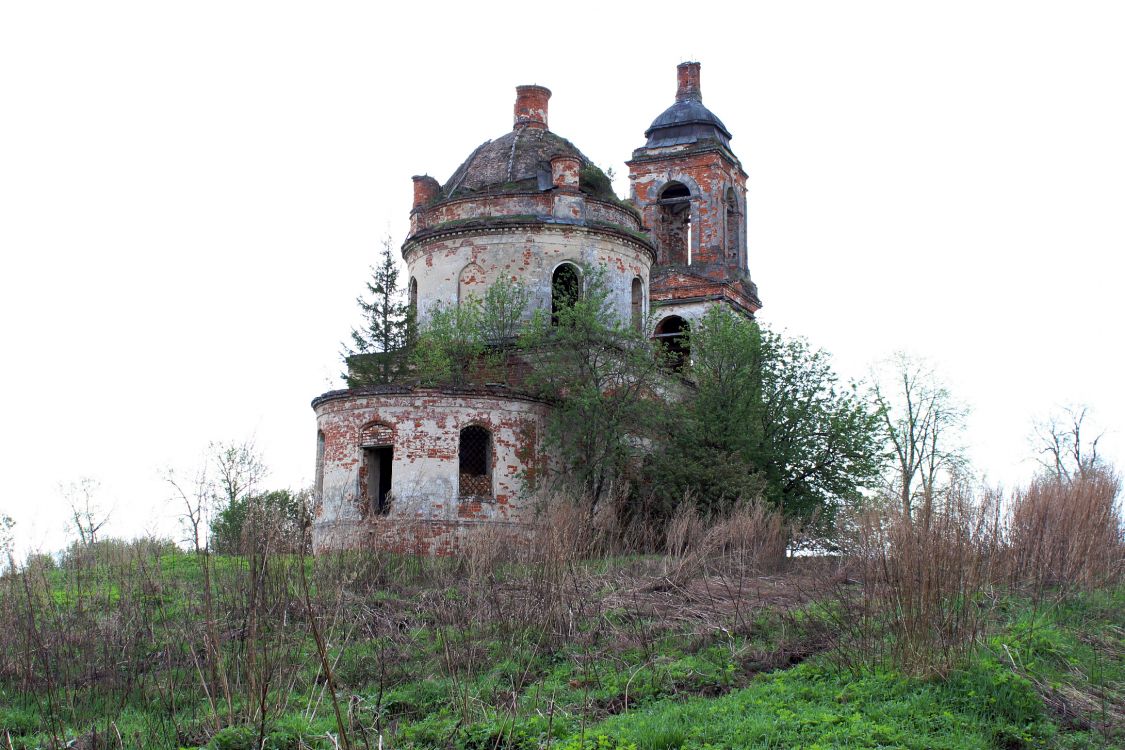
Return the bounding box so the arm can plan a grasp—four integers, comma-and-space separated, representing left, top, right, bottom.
210, 439, 267, 511
1032, 404, 1105, 483
165, 464, 213, 553
868, 353, 968, 520
165, 439, 268, 552
60, 478, 111, 546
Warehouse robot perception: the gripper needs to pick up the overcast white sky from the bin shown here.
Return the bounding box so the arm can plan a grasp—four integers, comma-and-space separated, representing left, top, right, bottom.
2, 1, 1122, 556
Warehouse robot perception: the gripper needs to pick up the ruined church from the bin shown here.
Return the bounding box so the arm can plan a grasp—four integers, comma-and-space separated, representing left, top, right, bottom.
311, 63, 761, 553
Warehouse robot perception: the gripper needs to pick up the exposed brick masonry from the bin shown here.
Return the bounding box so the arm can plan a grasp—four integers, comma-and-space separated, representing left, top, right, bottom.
676, 61, 702, 102
513, 85, 550, 129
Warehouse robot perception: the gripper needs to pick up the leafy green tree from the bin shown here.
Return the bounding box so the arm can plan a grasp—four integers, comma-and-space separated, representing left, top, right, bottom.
166, 439, 267, 552
345, 235, 412, 386
410, 277, 529, 386
410, 298, 487, 386
521, 266, 668, 513
651, 307, 883, 530
476, 276, 531, 345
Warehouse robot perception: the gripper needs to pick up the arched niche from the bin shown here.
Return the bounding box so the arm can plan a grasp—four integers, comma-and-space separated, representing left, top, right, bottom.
458, 263, 485, 304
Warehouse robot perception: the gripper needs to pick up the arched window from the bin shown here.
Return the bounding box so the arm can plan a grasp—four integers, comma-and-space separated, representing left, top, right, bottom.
458, 425, 492, 498
551, 263, 581, 325
408, 276, 418, 315
458, 263, 485, 305
359, 422, 394, 515
654, 315, 690, 371
631, 277, 644, 331
656, 182, 691, 266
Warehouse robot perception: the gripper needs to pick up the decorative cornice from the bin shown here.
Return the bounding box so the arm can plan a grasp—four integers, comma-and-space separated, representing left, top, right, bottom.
312, 384, 549, 411
402, 219, 656, 263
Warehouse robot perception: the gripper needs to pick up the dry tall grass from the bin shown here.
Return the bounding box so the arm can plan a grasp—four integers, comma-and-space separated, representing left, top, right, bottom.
1005, 467, 1124, 592
824, 466, 1123, 676
823, 478, 1002, 676
663, 499, 789, 587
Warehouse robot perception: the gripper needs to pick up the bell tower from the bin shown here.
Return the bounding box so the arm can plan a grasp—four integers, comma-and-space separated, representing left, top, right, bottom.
628, 62, 761, 325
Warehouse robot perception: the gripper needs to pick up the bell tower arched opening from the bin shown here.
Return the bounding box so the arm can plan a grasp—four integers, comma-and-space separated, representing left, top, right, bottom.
655, 182, 692, 266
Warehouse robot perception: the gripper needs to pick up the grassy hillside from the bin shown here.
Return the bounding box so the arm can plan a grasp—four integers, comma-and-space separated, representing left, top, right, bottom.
1, 523, 1121, 750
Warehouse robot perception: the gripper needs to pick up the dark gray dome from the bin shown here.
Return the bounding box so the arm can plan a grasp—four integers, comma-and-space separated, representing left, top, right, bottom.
644, 99, 732, 149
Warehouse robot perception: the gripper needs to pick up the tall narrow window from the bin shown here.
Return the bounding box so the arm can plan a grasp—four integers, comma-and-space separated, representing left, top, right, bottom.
551, 263, 581, 325
315, 430, 325, 500
359, 422, 394, 515
408, 276, 418, 316
655, 182, 691, 266
653, 315, 690, 371
458, 425, 492, 498
631, 277, 644, 331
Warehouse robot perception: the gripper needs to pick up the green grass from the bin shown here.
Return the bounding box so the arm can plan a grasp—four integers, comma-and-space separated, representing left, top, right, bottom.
561, 661, 1042, 750
2, 546, 1121, 750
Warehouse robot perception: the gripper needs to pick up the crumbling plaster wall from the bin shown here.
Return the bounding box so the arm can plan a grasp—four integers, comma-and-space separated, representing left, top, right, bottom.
312, 389, 549, 553
404, 225, 653, 326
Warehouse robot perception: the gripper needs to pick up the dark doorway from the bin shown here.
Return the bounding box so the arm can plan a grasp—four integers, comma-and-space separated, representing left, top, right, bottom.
363, 446, 393, 515
654, 315, 690, 371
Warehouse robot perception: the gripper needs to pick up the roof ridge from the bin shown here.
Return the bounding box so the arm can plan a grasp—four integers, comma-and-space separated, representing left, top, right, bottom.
506, 128, 521, 183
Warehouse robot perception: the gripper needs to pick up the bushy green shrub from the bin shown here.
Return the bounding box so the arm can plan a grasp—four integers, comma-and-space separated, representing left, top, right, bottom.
210, 488, 309, 554
207, 725, 256, 750
0, 705, 40, 734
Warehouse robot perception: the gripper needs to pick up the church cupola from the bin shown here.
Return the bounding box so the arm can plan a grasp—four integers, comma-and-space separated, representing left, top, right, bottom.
643, 62, 733, 150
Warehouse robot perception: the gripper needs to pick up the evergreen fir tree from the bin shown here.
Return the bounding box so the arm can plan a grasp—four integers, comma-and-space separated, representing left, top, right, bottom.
344, 235, 411, 385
